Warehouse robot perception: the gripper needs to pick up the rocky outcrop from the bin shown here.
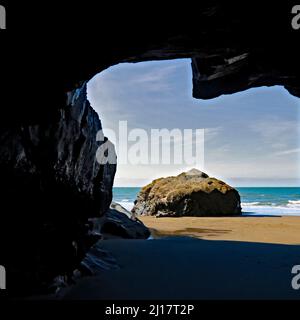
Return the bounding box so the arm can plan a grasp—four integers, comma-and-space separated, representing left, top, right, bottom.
0, 83, 116, 295
48, 202, 150, 294
89, 202, 150, 240
132, 169, 241, 217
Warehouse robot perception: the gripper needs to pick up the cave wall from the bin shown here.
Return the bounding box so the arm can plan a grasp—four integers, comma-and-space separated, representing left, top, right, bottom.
0, 83, 116, 295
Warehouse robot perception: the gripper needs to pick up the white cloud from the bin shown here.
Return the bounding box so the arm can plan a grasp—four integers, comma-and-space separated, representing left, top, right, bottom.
249, 117, 299, 150
204, 127, 222, 141
130, 65, 179, 84
273, 148, 300, 156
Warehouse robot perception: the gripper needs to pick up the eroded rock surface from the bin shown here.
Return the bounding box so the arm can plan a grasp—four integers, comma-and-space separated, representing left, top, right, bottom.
0, 83, 116, 295
132, 169, 241, 217
89, 202, 150, 240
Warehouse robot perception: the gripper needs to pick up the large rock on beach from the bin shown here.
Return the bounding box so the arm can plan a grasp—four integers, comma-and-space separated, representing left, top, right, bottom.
132, 169, 241, 217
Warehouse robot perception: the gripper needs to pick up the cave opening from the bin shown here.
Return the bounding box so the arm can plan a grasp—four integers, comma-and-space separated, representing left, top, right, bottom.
3, 2, 300, 299
87, 58, 300, 216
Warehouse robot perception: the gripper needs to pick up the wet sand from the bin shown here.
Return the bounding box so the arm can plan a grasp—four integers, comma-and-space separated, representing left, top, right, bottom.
140, 216, 300, 245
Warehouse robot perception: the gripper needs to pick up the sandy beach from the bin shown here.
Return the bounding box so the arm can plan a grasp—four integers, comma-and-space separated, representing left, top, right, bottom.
140, 216, 300, 245
59, 216, 300, 300
62, 237, 300, 300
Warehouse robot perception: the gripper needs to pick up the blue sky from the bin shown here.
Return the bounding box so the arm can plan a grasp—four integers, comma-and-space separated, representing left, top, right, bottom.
88, 59, 300, 187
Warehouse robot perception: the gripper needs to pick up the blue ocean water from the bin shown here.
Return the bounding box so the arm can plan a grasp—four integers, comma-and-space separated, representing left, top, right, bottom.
113, 187, 300, 216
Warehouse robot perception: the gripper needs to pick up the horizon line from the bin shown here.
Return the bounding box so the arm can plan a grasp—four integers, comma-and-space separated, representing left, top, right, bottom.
113, 185, 300, 188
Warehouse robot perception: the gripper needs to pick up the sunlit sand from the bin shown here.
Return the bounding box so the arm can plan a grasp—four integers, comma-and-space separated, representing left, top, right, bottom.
140, 216, 300, 245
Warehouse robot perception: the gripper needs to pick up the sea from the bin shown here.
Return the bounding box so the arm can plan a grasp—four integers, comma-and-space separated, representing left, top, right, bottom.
113, 187, 300, 216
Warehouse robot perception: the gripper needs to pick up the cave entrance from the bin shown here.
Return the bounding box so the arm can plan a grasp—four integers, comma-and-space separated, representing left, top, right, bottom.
87, 59, 300, 215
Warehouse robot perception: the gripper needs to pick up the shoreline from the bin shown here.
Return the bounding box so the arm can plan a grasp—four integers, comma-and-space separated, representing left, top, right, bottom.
139, 216, 300, 245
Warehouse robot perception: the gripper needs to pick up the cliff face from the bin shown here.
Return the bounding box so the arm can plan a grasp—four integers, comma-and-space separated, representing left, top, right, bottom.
54, 83, 116, 216
0, 83, 116, 295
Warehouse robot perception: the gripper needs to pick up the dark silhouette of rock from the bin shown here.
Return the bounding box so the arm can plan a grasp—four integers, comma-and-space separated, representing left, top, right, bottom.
2, 3, 299, 127
89, 202, 150, 240
132, 169, 241, 217
0, 83, 116, 296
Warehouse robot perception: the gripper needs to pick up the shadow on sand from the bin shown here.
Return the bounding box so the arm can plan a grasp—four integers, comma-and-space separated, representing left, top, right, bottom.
60, 237, 300, 300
